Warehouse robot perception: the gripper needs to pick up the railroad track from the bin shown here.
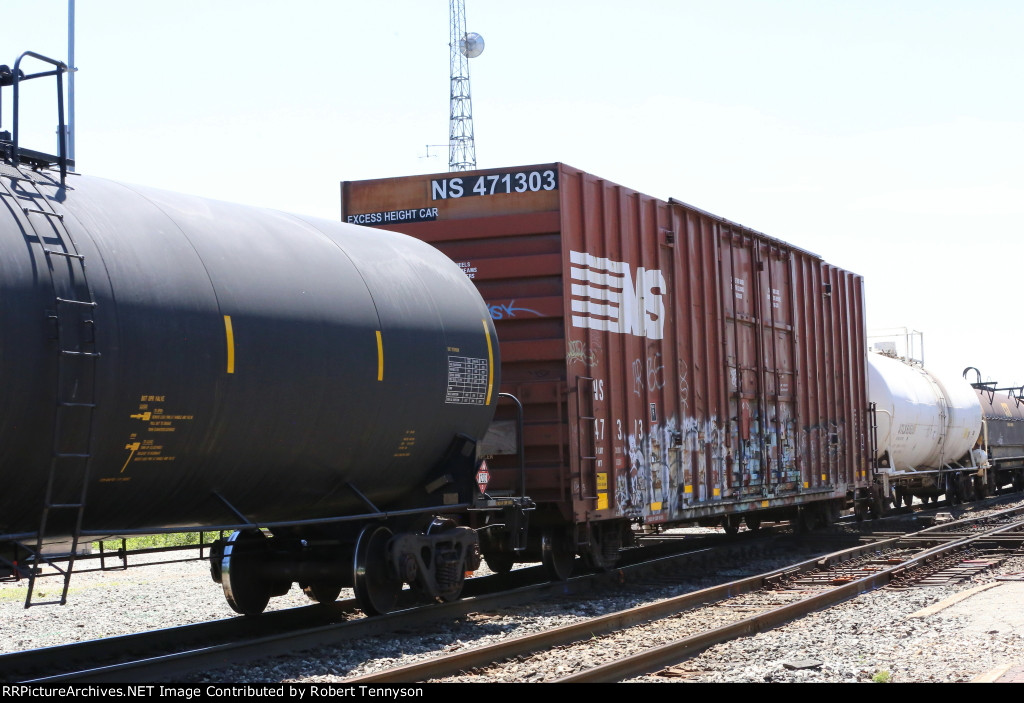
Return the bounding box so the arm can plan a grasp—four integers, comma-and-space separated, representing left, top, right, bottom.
0, 526, 853, 682
339, 504, 1024, 683
4, 496, 1017, 683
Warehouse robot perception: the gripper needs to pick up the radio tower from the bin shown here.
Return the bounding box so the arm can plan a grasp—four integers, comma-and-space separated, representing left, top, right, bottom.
448, 0, 483, 172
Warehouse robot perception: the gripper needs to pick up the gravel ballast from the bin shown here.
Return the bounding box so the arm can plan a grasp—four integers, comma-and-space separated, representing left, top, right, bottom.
3, 524, 1024, 683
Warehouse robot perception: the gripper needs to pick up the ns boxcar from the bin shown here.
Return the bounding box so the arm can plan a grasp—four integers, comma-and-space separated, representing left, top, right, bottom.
341, 163, 871, 578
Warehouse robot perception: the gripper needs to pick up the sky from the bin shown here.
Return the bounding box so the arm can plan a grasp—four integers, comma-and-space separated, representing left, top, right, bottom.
3, 1, 1023, 387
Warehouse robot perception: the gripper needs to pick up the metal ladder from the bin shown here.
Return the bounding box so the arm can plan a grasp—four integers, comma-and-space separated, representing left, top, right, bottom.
574, 376, 599, 501
1, 168, 98, 607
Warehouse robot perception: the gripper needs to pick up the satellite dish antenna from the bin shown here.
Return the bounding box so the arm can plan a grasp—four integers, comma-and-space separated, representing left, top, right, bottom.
460, 32, 484, 59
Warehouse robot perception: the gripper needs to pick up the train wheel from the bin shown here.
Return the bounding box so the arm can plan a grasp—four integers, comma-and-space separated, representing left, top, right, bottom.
221, 529, 273, 616
975, 475, 988, 499
794, 506, 815, 532
869, 493, 886, 520
540, 527, 575, 581
483, 552, 515, 575
722, 515, 742, 536
582, 528, 621, 572
301, 583, 343, 604
353, 525, 402, 616
818, 503, 835, 529
961, 475, 976, 502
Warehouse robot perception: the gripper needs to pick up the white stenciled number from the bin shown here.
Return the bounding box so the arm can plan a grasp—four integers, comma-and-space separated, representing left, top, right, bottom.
616, 419, 623, 441
594, 419, 605, 441
514, 172, 528, 193
543, 170, 556, 190
473, 177, 487, 196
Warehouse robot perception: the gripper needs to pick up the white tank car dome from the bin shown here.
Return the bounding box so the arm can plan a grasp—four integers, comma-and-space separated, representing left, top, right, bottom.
868, 352, 982, 471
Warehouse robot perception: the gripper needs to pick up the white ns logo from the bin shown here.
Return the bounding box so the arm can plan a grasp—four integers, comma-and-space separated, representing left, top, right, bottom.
568, 250, 665, 340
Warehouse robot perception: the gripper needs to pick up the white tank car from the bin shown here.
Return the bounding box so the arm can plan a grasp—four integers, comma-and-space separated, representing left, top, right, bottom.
868, 352, 982, 471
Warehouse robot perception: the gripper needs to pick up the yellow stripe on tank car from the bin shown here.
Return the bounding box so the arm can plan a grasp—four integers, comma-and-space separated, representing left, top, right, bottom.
482, 319, 494, 405
376, 330, 384, 381
223, 315, 235, 374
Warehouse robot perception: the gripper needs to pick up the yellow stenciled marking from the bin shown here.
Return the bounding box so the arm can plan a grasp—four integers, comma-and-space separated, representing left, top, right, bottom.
482, 319, 494, 404
376, 330, 384, 381
121, 442, 141, 473
223, 315, 235, 374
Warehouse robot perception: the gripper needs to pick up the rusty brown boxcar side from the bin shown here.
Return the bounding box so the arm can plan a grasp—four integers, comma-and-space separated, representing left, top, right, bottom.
341, 163, 869, 573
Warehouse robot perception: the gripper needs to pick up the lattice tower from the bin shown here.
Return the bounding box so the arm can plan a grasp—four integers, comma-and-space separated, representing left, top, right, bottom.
448, 0, 476, 171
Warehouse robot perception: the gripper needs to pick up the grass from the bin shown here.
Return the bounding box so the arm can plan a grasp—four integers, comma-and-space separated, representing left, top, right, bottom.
92, 531, 220, 551
872, 670, 892, 683
0, 532, 222, 603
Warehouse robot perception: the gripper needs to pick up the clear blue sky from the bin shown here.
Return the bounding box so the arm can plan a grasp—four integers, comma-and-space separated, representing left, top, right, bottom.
4, 1, 1022, 385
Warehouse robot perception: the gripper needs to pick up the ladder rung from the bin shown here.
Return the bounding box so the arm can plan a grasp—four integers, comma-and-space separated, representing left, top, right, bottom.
59, 402, 96, 408
54, 452, 91, 459
23, 207, 63, 219
47, 503, 85, 509
55, 298, 97, 307
44, 248, 84, 260
51, 316, 97, 325
59, 350, 100, 357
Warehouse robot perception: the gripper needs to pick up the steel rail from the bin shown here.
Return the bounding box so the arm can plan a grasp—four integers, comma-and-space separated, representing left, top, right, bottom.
8, 501, 1020, 683
343, 505, 1024, 683
343, 539, 907, 683
2, 529, 839, 683
555, 510, 1024, 682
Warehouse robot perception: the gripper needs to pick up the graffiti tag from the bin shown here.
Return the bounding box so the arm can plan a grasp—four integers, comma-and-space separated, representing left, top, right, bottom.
566, 340, 600, 367
489, 300, 542, 320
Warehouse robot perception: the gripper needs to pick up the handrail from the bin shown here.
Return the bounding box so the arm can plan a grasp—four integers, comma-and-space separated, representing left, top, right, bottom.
6, 51, 72, 184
